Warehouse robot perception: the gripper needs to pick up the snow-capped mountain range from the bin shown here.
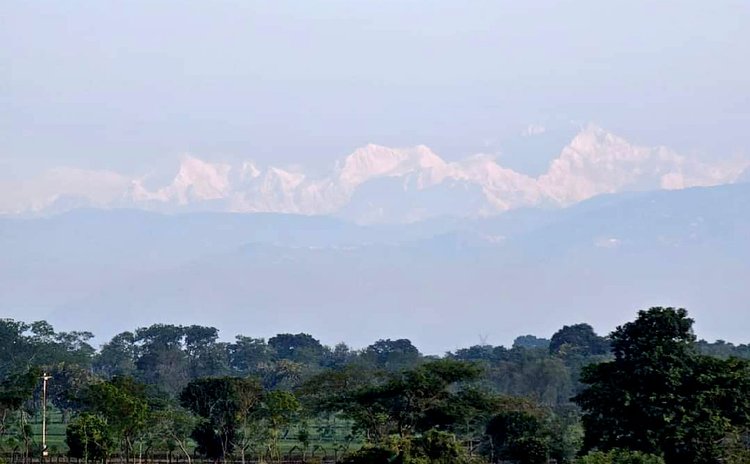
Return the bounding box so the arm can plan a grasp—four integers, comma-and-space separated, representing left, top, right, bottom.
4, 125, 748, 222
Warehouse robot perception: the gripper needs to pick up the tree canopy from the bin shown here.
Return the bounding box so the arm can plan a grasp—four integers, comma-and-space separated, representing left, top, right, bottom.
575, 307, 750, 464
1, 309, 749, 463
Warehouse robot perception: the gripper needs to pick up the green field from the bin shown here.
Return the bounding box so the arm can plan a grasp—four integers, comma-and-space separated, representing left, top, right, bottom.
21, 408, 357, 459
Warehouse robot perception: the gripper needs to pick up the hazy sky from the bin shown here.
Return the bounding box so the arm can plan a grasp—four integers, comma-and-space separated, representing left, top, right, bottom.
3, 1, 749, 178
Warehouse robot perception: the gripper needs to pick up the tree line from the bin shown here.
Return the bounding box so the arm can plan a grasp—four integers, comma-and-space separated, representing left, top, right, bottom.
1, 308, 749, 463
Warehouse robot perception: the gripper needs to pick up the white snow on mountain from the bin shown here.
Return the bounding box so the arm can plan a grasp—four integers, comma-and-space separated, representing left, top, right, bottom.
336, 144, 455, 189
3, 125, 748, 222
132, 156, 232, 205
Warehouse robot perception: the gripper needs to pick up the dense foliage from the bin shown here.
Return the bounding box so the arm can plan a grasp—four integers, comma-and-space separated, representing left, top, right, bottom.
574, 308, 750, 464
0, 307, 749, 463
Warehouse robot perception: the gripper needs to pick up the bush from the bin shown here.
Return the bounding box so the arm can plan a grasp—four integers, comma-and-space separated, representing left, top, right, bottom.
341, 446, 398, 464
412, 430, 469, 464
577, 449, 665, 464
343, 432, 481, 464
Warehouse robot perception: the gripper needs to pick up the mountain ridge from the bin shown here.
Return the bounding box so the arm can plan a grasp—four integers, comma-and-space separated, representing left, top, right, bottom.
2, 125, 747, 223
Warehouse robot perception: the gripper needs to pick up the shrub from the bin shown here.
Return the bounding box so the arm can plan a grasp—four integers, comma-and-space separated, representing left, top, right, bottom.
577, 449, 665, 464
341, 446, 398, 464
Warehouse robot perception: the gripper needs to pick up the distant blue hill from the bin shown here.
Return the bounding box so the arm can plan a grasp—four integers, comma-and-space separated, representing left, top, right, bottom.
1, 183, 748, 353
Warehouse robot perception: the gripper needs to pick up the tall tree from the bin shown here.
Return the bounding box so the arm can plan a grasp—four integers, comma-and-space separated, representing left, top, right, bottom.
228, 336, 272, 375
46, 362, 96, 423
26, 320, 95, 368
180, 377, 263, 461
80, 377, 150, 463
549, 323, 609, 357
0, 368, 39, 446
321, 342, 356, 370
268, 333, 325, 365
148, 406, 196, 464
134, 324, 188, 395
574, 307, 750, 464
94, 332, 137, 379
183, 325, 229, 379
0, 319, 32, 380
362, 339, 421, 372
256, 390, 300, 462
66, 413, 115, 462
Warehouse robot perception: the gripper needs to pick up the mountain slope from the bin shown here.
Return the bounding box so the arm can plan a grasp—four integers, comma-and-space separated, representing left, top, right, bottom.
1, 183, 748, 352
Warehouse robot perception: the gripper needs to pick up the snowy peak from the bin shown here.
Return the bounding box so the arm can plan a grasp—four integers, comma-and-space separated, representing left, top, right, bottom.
132, 156, 231, 205
172, 156, 231, 203
240, 161, 261, 181
338, 144, 448, 187
5, 125, 749, 222
538, 125, 682, 204
533, 124, 750, 206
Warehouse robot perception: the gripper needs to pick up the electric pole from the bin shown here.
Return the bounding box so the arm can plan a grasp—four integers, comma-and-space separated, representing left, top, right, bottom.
41, 372, 52, 459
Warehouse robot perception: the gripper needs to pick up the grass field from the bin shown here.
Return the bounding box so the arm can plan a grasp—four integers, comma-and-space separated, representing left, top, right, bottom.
18, 408, 358, 459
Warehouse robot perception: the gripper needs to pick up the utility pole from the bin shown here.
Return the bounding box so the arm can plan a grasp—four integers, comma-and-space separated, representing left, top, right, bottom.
41, 372, 52, 460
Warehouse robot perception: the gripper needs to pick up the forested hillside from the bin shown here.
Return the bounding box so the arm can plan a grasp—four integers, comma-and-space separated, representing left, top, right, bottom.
1, 308, 749, 463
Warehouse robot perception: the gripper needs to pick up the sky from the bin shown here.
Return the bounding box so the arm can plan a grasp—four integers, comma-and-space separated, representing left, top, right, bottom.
3, 0, 750, 181
2, 1, 750, 350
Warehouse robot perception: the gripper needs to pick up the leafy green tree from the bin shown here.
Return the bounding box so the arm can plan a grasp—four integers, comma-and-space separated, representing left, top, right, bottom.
233, 378, 264, 463
179, 377, 262, 461
46, 362, 96, 422
696, 339, 750, 359
148, 406, 196, 464
485, 410, 549, 464
362, 339, 422, 372
1, 319, 94, 379
24, 320, 95, 368
513, 336, 550, 350
412, 429, 471, 463
574, 307, 750, 464
180, 377, 237, 460
134, 324, 189, 395
260, 359, 305, 390
256, 390, 300, 462
268, 333, 325, 365
321, 342, 357, 370
297, 365, 378, 415
94, 332, 137, 379
449, 344, 497, 364
66, 413, 116, 462
228, 336, 272, 375
342, 359, 482, 443
416, 387, 505, 456
81, 378, 150, 462
547, 405, 584, 463
0, 319, 33, 379
183, 325, 230, 379
482, 347, 574, 406
45, 328, 96, 368
549, 323, 609, 357
0, 368, 39, 447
